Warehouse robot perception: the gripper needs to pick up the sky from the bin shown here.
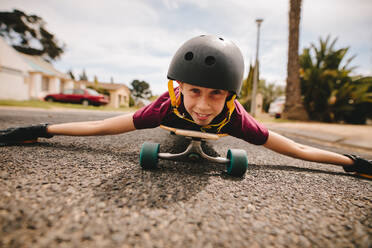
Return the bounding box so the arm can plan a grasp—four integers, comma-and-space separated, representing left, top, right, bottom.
1, 0, 371, 95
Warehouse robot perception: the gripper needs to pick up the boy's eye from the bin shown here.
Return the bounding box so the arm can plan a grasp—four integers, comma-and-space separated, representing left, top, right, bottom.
211, 90, 222, 95
190, 89, 200, 94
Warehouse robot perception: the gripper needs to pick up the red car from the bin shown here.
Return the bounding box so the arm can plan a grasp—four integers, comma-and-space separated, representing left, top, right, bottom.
44, 89, 109, 106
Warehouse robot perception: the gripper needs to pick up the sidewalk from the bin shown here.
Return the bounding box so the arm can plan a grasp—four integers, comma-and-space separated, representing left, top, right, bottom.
263, 119, 372, 154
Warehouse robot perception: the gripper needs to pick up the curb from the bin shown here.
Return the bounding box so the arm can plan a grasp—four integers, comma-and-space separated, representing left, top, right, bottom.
267, 126, 372, 153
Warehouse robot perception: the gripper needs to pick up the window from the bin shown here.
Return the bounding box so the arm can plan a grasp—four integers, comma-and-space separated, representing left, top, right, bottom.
63, 89, 74, 94
42, 77, 50, 91
73, 89, 85, 95
86, 89, 100, 96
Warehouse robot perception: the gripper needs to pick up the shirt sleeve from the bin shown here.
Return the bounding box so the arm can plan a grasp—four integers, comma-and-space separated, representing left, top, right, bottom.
132, 90, 172, 129
227, 100, 269, 145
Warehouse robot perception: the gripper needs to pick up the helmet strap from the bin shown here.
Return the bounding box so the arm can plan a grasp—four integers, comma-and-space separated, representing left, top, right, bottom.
168, 80, 194, 123
168, 80, 181, 108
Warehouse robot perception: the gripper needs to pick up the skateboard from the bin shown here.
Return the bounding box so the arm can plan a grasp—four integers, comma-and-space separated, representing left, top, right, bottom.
139, 125, 248, 177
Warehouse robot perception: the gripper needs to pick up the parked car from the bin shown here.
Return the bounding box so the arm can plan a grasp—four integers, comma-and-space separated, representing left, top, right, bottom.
44, 89, 109, 106
268, 96, 285, 118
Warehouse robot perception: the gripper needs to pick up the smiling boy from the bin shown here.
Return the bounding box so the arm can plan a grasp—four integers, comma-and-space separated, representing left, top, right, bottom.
181, 83, 228, 126
1, 35, 371, 177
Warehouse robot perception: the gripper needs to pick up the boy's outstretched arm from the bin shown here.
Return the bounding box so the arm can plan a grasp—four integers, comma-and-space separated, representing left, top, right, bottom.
263, 130, 354, 166
47, 113, 136, 136
0, 113, 136, 144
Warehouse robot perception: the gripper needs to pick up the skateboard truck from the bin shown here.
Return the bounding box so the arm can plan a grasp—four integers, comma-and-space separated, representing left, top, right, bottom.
139, 125, 248, 177
158, 138, 230, 164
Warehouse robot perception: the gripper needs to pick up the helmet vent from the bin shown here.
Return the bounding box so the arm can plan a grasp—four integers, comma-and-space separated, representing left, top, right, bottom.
205, 56, 216, 66
184, 52, 194, 61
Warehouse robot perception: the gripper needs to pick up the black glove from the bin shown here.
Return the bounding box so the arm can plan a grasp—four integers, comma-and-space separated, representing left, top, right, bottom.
0, 123, 53, 144
343, 154, 372, 176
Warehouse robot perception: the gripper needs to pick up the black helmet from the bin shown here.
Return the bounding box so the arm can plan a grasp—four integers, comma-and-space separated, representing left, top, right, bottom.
167, 35, 244, 94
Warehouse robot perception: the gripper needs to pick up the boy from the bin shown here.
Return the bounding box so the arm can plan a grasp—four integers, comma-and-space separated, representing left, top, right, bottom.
1, 35, 371, 177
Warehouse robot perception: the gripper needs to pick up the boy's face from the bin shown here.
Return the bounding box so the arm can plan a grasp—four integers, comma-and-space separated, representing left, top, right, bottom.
179, 82, 229, 126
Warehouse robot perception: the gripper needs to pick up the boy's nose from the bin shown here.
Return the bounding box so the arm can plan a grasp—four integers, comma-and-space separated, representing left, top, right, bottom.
195, 95, 211, 111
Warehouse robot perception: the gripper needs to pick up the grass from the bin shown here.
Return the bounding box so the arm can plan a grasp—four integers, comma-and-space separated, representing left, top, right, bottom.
0, 99, 139, 112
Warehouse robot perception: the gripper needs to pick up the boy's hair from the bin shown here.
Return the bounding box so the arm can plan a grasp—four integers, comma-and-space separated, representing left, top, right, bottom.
167, 35, 244, 95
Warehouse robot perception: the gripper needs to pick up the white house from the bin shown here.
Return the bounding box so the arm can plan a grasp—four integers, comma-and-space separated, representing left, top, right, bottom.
21, 53, 74, 99
0, 37, 74, 100
0, 37, 32, 100
0, 37, 131, 108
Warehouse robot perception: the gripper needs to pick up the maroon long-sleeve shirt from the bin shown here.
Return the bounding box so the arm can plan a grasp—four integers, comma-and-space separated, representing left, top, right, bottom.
133, 88, 268, 145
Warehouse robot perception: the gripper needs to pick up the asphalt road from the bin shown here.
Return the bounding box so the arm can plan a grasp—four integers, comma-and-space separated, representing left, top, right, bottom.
0, 108, 371, 248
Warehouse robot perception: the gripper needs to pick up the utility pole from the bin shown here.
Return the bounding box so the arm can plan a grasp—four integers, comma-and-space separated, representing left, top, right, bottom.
250, 18, 263, 117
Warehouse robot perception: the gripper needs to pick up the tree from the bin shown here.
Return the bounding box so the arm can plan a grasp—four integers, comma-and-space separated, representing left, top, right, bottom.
300, 36, 372, 124
239, 63, 284, 112
347, 76, 372, 124
239, 63, 255, 101
67, 69, 75, 80
94, 75, 99, 88
130, 80, 152, 99
0, 9, 65, 61
79, 69, 88, 81
282, 0, 308, 120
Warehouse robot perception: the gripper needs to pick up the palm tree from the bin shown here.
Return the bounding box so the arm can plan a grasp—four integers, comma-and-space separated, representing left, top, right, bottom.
282, 0, 308, 120
300, 36, 372, 123
240, 63, 255, 102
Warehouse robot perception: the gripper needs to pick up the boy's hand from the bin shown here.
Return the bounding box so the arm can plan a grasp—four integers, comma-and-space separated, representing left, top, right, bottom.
0, 124, 53, 144
343, 154, 372, 178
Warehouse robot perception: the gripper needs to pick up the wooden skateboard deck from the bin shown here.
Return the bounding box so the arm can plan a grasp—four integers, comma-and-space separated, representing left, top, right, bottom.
160, 125, 227, 140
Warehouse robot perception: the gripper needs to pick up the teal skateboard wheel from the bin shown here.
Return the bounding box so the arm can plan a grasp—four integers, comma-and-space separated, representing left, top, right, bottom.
140, 142, 160, 169
226, 149, 248, 177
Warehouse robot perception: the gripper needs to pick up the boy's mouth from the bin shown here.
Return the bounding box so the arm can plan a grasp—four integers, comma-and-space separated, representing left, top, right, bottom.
194, 112, 211, 121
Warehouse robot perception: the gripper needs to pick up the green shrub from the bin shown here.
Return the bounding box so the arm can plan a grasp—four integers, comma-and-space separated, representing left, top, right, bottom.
300, 36, 372, 124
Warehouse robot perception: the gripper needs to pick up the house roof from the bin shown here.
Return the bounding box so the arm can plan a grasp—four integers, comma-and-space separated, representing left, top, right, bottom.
82, 81, 130, 91
20, 54, 69, 79
0, 37, 32, 73
0, 37, 69, 79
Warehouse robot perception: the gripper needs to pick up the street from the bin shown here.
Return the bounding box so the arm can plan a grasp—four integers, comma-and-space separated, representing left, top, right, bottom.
0, 108, 371, 248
